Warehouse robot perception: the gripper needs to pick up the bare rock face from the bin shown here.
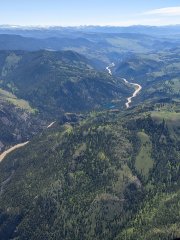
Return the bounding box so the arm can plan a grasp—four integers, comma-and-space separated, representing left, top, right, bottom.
0, 101, 45, 151
1, 116, 12, 126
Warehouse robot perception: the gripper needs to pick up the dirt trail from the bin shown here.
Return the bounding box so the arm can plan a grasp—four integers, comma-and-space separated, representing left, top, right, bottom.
0, 141, 29, 162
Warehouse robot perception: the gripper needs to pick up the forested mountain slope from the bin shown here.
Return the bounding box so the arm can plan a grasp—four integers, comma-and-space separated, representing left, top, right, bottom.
0, 50, 131, 118
0, 87, 47, 152
0, 103, 179, 240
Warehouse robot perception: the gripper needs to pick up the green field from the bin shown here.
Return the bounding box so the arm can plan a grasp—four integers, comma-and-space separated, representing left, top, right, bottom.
0, 88, 35, 113
135, 131, 154, 177
151, 111, 180, 140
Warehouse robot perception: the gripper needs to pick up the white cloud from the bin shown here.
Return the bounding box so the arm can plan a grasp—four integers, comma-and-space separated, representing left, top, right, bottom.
143, 7, 180, 16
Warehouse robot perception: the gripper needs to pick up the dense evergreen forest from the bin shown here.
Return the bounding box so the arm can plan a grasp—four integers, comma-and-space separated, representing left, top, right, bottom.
0, 103, 179, 239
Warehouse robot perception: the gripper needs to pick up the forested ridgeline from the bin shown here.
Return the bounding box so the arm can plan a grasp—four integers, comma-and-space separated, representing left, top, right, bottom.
0, 103, 179, 239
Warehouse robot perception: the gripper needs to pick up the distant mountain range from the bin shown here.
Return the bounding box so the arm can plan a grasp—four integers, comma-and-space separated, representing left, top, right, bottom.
0, 30, 179, 68
0, 24, 180, 36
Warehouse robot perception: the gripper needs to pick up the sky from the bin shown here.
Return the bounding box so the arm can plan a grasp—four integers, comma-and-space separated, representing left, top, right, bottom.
0, 0, 180, 26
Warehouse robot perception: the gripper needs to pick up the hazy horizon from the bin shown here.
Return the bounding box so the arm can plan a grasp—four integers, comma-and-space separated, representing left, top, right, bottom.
0, 24, 180, 28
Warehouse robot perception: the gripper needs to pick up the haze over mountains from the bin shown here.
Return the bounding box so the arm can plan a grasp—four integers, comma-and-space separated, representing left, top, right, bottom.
0, 24, 180, 240
1, 24, 180, 36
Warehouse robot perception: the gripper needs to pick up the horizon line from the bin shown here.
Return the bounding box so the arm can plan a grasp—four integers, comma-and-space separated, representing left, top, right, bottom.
0, 24, 180, 29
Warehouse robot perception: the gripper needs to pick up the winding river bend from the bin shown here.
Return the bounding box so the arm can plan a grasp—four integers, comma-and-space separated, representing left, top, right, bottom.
122, 78, 142, 108
0, 65, 141, 163
106, 63, 115, 75
106, 63, 142, 108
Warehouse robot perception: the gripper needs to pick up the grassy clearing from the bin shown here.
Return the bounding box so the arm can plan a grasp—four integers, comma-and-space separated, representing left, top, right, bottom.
0, 88, 35, 113
151, 111, 180, 122
112, 164, 134, 195
135, 132, 154, 177
151, 111, 180, 140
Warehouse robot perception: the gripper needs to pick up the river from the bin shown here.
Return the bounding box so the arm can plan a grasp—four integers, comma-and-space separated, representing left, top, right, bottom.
0, 66, 141, 163
106, 63, 142, 108
106, 62, 115, 75
122, 78, 142, 108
